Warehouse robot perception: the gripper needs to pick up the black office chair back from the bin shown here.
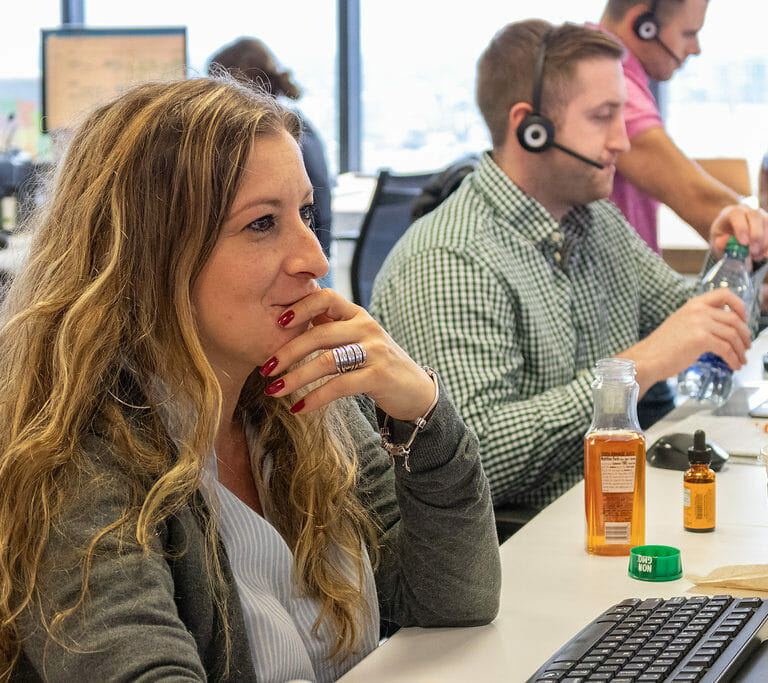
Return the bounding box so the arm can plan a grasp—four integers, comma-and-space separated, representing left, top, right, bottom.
351, 169, 435, 309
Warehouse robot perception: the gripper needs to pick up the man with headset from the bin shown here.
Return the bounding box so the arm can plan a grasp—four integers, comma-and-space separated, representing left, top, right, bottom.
597, 0, 741, 251
370, 20, 768, 509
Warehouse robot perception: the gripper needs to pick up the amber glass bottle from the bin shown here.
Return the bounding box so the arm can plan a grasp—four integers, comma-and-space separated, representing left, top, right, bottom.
585, 359, 645, 556
684, 429, 716, 532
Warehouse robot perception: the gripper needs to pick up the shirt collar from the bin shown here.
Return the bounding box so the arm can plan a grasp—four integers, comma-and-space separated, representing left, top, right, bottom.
473, 151, 595, 247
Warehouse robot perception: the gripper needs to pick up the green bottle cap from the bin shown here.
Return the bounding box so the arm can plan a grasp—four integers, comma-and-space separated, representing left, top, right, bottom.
725, 235, 749, 260
628, 545, 683, 582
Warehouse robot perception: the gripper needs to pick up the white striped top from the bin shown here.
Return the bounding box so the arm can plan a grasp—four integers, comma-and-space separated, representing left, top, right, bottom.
201, 456, 379, 682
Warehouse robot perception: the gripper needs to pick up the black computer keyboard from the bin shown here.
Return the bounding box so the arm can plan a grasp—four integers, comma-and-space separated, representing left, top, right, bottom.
527, 595, 768, 682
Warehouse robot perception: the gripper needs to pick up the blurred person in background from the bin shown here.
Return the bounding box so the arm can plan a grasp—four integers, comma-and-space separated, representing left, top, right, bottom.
597, 0, 750, 252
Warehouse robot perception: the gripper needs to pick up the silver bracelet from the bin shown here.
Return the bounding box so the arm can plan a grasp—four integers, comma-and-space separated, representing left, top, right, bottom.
379, 367, 439, 472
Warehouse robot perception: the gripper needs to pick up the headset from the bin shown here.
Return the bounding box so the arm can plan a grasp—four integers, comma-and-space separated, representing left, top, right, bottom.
632, 0, 683, 65
516, 30, 605, 170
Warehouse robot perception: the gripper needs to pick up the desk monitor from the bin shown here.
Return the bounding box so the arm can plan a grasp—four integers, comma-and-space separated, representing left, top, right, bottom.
41, 27, 187, 133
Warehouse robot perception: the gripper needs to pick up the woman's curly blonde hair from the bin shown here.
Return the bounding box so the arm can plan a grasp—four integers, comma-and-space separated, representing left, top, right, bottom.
0, 76, 376, 679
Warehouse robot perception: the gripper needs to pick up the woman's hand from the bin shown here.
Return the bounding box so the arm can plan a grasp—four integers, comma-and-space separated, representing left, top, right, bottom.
259, 289, 435, 420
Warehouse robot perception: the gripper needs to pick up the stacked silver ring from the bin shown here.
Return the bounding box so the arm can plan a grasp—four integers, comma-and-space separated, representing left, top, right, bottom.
332, 343, 367, 374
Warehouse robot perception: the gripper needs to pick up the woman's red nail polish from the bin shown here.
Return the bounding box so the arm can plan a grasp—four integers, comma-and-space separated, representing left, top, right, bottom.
277, 310, 295, 327
259, 357, 278, 376
289, 399, 305, 414
264, 379, 284, 395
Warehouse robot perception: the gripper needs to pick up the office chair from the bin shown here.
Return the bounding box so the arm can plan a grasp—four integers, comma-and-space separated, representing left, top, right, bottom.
494, 505, 539, 544
350, 169, 435, 309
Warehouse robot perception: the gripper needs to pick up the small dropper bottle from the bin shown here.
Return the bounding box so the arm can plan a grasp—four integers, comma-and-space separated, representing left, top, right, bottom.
683, 430, 716, 533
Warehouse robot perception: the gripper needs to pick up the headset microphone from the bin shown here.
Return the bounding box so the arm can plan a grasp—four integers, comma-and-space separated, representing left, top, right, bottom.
632, 0, 683, 65
551, 142, 605, 170
516, 30, 605, 171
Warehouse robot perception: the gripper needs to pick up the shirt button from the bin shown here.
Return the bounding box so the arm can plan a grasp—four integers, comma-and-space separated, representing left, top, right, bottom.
551, 231, 562, 243
554, 252, 562, 262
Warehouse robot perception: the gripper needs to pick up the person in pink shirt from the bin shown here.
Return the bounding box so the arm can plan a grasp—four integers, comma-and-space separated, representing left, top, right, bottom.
599, 0, 759, 253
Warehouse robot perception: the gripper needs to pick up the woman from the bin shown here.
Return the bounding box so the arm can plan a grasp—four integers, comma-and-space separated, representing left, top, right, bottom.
0, 77, 500, 682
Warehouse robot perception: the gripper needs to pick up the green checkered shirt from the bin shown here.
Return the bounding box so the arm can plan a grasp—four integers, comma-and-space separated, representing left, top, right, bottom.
371, 152, 697, 508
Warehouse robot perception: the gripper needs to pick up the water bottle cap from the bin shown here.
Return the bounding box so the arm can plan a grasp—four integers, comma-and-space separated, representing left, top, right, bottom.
724, 236, 749, 260
628, 545, 683, 582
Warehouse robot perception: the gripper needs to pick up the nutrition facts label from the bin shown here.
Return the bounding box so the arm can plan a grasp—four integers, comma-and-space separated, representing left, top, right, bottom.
600, 454, 636, 493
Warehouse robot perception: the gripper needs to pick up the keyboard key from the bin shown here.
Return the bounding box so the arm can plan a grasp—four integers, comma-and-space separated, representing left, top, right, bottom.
637, 599, 664, 611
644, 618, 665, 626
689, 618, 713, 627
645, 666, 672, 676
664, 644, 690, 654
695, 647, 720, 657
735, 598, 763, 609
600, 637, 624, 646
687, 596, 708, 605
713, 626, 739, 636
570, 667, 594, 676
723, 617, 749, 627
590, 648, 614, 657
730, 610, 755, 620
637, 675, 664, 681
624, 638, 646, 646
637, 648, 662, 657
681, 664, 706, 674
604, 656, 628, 665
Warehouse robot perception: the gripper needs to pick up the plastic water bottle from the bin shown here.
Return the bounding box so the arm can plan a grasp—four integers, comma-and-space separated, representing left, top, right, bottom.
677, 236, 754, 405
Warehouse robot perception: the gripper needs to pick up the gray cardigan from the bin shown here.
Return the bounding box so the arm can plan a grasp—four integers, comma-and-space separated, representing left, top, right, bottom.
14, 385, 500, 681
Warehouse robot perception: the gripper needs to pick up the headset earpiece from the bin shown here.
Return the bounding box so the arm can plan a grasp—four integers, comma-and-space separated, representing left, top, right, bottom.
515, 28, 605, 170
633, 11, 659, 41
515, 30, 554, 154
516, 113, 554, 153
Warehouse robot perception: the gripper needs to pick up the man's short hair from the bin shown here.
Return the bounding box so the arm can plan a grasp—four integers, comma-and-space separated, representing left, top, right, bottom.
476, 20, 624, 149
603, 0, 689, 24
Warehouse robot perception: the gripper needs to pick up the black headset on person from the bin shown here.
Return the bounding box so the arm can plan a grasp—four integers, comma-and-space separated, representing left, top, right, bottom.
632, 0, 683, 65
516, 29, 605, 170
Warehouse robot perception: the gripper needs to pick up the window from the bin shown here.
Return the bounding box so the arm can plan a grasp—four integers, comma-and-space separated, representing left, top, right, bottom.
84, 0, 338, 172
0, 0, 60, 157
359, 0, 606, 174
663, 0, 768, 192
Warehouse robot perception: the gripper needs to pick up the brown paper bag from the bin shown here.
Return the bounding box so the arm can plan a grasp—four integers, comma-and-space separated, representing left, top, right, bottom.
687, 564, 768, 592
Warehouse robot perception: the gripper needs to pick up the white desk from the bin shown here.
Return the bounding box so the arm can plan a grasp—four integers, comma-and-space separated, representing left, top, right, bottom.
341, 337, 768, 682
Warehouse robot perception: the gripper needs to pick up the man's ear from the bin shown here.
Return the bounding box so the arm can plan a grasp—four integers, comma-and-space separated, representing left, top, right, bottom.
508, 102, 533, 136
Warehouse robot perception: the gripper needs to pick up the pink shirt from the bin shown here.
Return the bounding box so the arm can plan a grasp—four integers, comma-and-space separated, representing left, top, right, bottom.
592, 24, 665, 253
